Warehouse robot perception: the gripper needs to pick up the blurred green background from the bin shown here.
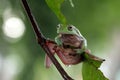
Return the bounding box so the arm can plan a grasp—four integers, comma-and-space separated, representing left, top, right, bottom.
0, 0, 120, 80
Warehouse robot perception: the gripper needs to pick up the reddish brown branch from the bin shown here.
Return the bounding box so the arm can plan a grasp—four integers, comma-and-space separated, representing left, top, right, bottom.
21, 0, 73, 80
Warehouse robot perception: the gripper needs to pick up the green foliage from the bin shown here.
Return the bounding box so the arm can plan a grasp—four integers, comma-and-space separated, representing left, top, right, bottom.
45, 0, 67, 24
1, 0, 120, 80
82, 53, 109, 80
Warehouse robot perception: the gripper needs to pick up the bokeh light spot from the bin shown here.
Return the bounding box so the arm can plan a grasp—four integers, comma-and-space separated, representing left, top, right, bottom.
2, 17, 25, 39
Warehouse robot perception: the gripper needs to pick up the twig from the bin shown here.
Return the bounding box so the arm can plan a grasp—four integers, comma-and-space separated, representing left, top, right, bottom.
21, 0, 73, 80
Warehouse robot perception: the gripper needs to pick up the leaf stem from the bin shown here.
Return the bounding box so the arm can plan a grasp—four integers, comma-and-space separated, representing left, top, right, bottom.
21, 0, 73, 80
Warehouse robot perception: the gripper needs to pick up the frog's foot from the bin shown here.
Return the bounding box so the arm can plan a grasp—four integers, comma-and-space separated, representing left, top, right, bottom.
45, 54, 53, 68
85, 49, 91, 54
84, 49, 105, 62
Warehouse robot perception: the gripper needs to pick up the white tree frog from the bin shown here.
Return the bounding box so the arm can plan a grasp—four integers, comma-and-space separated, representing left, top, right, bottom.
45, 24, 104, 68
45, 24, 86, 68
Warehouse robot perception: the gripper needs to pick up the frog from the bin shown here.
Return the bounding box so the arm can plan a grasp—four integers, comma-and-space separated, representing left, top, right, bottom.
45, 24, 104, 68
45, 24, 88, 68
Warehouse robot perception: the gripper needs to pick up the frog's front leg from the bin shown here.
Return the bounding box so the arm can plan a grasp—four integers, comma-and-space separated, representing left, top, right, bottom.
55, 35, 62, 46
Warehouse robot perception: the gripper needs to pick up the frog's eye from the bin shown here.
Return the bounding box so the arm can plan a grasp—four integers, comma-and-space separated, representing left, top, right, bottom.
68, 26, 73, 31
57, 24, 61, 29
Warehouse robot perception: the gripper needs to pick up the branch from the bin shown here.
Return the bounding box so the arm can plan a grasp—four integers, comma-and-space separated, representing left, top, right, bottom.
21, 0, 73, 80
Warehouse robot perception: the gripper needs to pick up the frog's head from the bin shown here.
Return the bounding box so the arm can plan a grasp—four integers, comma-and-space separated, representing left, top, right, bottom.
57, 24, 83, 37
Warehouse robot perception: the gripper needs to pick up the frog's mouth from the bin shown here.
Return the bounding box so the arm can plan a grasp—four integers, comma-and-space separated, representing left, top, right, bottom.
59, 33, 78, 37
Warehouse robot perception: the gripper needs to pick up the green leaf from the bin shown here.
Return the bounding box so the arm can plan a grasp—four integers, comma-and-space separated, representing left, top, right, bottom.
69, 0, 74, 7
82, 53, 109, 80
45, 0, 67, 24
